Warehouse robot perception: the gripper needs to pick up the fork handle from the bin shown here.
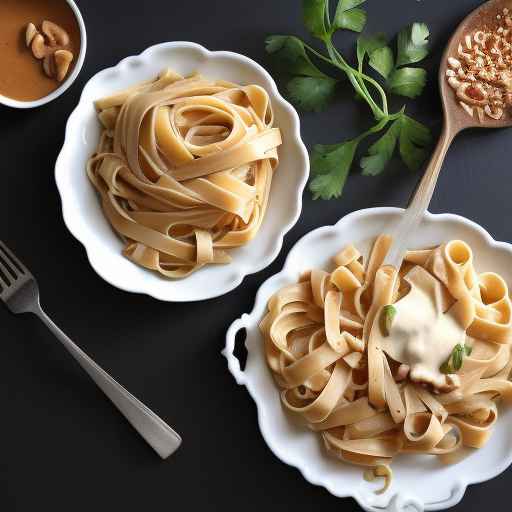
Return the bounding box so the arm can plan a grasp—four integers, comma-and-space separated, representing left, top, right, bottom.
34, 307, 182, 459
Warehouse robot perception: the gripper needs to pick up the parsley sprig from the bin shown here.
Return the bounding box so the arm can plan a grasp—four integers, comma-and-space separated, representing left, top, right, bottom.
265, 0, 432, 199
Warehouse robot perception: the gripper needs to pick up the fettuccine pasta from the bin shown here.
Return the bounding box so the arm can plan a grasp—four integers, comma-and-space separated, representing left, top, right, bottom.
87, 69, 282, 278
260, 236, 512, 492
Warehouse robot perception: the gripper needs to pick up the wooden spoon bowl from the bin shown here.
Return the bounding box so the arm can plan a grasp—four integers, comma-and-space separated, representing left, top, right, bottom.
384, 0, 512, 269
440, 0, 512, 132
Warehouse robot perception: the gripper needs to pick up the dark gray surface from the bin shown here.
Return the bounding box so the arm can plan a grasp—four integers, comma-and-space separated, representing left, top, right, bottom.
1, 0, 510, 510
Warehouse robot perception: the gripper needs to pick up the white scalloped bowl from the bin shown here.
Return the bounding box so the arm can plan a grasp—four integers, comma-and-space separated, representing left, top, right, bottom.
224, 207, 512, 512
55, 42, 308, 301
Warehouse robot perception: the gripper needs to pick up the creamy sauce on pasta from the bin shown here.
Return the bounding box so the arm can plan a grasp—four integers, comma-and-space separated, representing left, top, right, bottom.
377, 266, 465, 389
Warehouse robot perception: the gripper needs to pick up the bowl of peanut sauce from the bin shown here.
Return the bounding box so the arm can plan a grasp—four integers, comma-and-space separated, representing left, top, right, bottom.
0, 0, 86, 108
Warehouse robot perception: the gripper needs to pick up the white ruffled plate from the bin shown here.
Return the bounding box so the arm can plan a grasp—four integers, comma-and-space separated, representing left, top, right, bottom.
55, 42, 308, 301
224, 207, 512, 512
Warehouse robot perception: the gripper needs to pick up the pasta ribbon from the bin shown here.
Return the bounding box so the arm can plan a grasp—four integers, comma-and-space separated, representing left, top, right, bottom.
88, 69, 282, 277
261, 236, 512, 490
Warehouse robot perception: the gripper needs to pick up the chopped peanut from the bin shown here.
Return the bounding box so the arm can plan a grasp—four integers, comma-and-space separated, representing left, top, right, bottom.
447, 7, 512, 121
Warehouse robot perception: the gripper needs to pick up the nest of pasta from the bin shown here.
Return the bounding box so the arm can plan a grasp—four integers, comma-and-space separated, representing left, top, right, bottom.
87, 69, 282, 278
260, 235, 512, 492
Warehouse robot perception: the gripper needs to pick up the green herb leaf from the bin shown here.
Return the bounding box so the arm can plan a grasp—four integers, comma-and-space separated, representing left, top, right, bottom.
356, 33, 387, 68
287, 76, 338, 112
388, 67, 427, 98
398, 115, 431, 171
360, 119, 400, 175
333, 0, 367, 33
464, 344, 473, 356
265, 4, 432, 201
265, 35, 326, 78
440, 361, 453, 375
309, 139, 360, 199
396, 22, 430, 67
369, 46, 394, 79
302, 0, 328, 40
381, 304, 397, 336
265, 35, 338, 112
452, 344, 464, 371
333, 7, 367, 33
336, 0, 366, 10
441, 344, 466, 375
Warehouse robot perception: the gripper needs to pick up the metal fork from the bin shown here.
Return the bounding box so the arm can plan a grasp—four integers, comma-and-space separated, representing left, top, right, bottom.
0, 240, 181, 459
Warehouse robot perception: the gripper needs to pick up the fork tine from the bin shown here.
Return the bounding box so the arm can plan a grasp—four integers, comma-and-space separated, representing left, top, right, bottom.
0, 254, 15, 289
0, 240, 29, 276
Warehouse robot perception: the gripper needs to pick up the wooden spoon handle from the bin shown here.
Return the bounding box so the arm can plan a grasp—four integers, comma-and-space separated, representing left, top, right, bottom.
407, 124, 455, 213
383, 124, 456, 269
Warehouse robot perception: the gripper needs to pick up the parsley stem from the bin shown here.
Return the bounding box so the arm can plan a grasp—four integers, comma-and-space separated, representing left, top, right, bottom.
302, 42, 338, 67
357, 116, 390, 142
325, 42, 384, 119
302, 41, 387, 119
325, 0, 331, 31
356, 43, 388, 115
359, 74, 389, 116
329, 44, 389, 117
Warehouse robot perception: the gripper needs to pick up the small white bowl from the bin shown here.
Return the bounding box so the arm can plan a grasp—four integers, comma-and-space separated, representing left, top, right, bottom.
55, 42, 309, 302
224, 207, 512, 512
0, 0, 87, 109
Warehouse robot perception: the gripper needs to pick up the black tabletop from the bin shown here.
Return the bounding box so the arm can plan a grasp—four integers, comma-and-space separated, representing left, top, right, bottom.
1, 1, 511, 510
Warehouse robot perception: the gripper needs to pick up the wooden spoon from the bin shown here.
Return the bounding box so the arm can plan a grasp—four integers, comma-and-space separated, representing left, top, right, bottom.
384, 0, 512, 269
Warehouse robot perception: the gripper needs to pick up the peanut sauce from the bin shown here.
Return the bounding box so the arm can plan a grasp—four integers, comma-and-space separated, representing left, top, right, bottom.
0, 0, 81, 102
